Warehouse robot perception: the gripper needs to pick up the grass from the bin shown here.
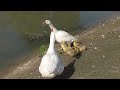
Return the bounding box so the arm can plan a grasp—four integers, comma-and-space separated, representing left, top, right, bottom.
38, 44, 49, 56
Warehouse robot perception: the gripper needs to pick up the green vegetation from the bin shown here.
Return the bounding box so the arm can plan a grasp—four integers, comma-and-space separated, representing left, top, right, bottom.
38, 44, 49, 56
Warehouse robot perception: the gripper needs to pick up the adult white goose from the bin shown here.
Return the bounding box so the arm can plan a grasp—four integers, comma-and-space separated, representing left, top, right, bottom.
43, 20, 76, 43
39, 29, 64, 79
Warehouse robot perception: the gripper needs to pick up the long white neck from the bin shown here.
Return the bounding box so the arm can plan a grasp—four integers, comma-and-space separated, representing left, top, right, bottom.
49, 23, 58, 33
46, 31, 56, 54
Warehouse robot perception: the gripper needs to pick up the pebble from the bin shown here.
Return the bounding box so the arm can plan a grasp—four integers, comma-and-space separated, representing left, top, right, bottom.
90, 43, 93, 45
101, 35, 105, 38
94, 47, 97, 49
111, 66, 118, 69
113, 20, 116, 22
102, 24, 105, 26
102, 55, 105, 58
119, 36, 120, 38
92, 65, 95, 68
114, 29, 116, 32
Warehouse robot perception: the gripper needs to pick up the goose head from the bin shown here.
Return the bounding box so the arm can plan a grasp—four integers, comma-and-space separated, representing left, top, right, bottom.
43, 20, 51, 25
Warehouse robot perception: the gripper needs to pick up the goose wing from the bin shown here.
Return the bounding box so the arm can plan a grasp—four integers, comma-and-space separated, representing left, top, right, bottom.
55, 30, 75, 42
39, 53, 59, 74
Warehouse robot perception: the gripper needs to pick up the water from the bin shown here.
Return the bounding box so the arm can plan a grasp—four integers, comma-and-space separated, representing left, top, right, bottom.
80, 11, 120, 27
0, 11, 120, 72
0, 29, 31, 68
0, 11, 80, 72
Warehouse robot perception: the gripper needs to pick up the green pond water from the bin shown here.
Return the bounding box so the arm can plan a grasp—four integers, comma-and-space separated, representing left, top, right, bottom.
0, 11, 80, 71
0, 11, 120, 72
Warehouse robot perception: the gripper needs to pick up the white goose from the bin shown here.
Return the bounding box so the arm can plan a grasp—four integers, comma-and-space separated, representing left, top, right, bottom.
43, 20, 76, 43
39, 29, 64, 79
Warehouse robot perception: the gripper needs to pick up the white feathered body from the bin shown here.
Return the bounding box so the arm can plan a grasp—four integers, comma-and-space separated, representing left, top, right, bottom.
48, 23, 76, 43
55, 30, 76, 43
39, 32, 64, 78
39, 52, 64, 78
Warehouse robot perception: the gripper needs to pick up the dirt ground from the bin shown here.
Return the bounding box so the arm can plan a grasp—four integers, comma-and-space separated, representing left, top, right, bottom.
1, 16, 120, 79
